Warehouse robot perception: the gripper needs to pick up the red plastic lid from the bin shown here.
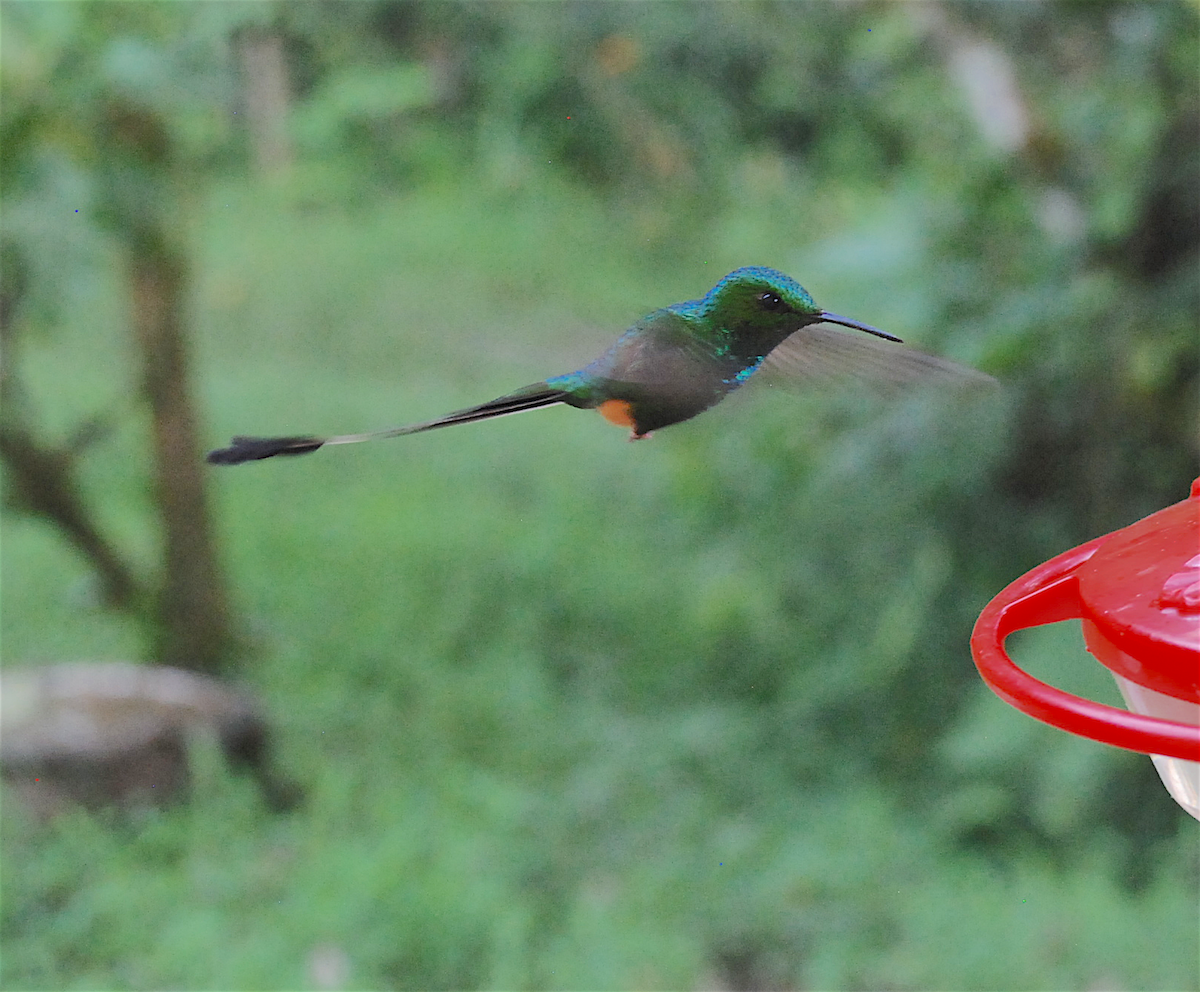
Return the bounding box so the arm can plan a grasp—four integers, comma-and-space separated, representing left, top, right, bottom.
970, 479, 1200, 760
1077, 485, 1200, 700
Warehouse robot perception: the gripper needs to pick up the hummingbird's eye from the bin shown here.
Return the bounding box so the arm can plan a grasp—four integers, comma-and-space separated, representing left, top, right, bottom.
757, 291, 785, 312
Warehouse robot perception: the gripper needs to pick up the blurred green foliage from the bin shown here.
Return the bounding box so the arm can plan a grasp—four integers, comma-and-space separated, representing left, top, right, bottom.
2, 2, 1197, 989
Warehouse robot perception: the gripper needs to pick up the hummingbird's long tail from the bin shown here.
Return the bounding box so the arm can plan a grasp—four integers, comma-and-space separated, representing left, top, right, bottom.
206, 384, 571, 465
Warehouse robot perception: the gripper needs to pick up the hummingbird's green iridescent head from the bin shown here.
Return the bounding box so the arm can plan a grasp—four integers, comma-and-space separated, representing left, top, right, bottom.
681, 266, 900, 344
693, 266, 820, 331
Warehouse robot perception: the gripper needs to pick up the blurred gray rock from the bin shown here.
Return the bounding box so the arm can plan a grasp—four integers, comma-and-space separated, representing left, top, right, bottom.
1, 662, 299, 816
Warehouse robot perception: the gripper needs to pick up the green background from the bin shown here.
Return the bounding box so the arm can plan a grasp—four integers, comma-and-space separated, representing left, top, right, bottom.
2, 2, 1197, 989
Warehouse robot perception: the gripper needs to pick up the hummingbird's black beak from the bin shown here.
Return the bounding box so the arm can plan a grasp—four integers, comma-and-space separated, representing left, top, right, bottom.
818, 311, 902, 344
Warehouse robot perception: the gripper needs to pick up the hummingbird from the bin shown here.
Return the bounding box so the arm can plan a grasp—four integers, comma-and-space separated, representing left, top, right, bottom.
207, 266, 987, 465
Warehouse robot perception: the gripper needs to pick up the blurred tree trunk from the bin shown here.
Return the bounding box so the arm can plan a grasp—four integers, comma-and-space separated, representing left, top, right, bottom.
237, 27, 293, 177
2, 37, 241, 676
129, 228, 233, 674
95, 99, 238, 674
1, 193, 235, 672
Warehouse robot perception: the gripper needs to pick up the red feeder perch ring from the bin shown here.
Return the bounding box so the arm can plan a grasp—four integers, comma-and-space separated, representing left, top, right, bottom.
971, 479, 1200, 819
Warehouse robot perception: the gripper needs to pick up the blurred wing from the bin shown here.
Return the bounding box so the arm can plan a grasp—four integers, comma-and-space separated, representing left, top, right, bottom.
757, 325, 995, 391
579, 311, 725, 390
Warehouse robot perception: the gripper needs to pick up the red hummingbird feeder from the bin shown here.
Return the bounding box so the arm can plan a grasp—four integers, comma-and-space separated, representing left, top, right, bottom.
971, 478, 1200, 820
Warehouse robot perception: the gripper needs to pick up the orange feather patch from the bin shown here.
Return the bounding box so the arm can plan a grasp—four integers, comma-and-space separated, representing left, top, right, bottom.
596, 398, 636, 428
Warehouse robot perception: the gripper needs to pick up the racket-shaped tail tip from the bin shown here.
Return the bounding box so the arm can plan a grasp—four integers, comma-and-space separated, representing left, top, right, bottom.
206, 435, 326, 465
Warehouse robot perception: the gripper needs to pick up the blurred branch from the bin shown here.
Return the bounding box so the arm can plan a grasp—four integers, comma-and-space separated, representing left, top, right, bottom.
0, 420, 144, 611
1, 240, 143, 610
